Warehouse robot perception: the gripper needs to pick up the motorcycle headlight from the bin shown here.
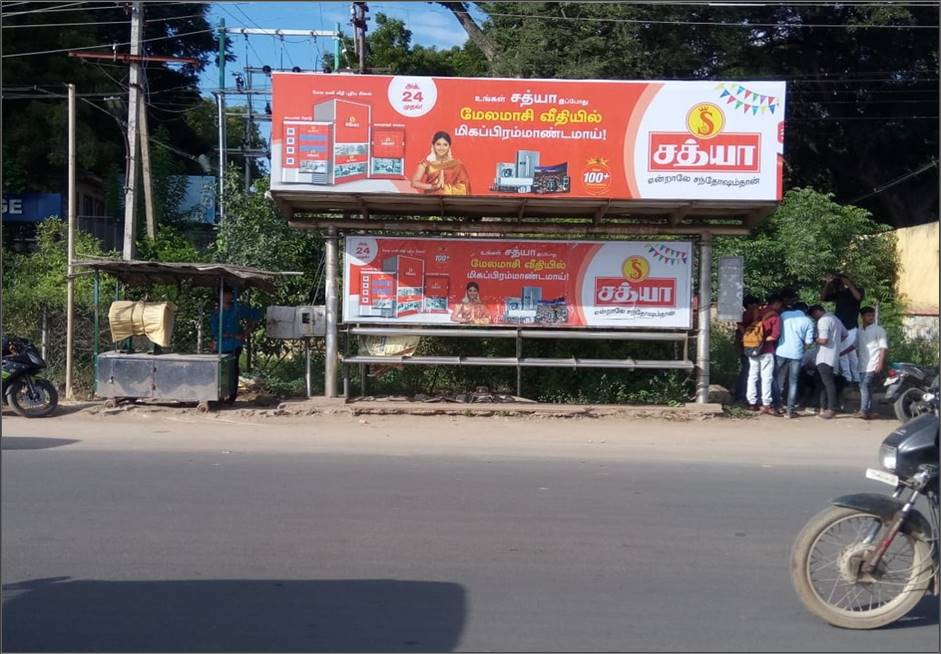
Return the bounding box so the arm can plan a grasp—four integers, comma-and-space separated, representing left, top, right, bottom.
879, 444, 898, 472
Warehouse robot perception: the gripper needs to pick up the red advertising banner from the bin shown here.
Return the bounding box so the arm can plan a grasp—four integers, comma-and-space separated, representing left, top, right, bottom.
272, 74, 785, 201
344, 237, 694, 329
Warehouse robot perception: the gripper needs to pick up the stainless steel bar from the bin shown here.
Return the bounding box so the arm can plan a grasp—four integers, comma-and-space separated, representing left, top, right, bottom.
347, 326, 686, 341
324, 226, 338, 397
340, 355, 695, 370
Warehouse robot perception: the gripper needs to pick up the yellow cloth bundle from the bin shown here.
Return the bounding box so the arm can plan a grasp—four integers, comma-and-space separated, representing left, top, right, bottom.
108, 301, 177, 347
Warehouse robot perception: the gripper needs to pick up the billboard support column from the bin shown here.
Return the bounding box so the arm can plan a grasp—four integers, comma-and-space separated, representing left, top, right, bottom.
324, 226, 339, 398
695, 232, 713, 404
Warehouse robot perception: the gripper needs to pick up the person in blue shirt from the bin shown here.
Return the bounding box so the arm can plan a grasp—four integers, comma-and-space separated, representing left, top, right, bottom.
774, 301, 816, 418
209, 287, 262, 403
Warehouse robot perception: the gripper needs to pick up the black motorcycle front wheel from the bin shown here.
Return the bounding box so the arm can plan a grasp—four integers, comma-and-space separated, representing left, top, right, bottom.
790, 505, 933, 629
6, 378, 58, 418
893, 387, 925, 422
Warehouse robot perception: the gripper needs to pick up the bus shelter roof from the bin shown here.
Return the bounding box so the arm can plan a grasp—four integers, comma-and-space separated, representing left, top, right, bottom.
269, 191, 778, 237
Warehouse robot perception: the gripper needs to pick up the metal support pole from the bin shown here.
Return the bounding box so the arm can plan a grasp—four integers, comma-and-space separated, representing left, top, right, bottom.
334, 23, 341, 70
93, 270, 100, 393
324, 227, 339, 397
41, 307, 48, 361
65, 83, 76, 400
305, 338, 312, 398
218, 276, 224, 355
215, 91, 226, 223
696, 232, 714, 403
516, 329, 522, 397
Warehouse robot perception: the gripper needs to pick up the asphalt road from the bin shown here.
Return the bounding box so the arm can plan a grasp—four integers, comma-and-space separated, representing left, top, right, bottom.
1, 412, 938, 652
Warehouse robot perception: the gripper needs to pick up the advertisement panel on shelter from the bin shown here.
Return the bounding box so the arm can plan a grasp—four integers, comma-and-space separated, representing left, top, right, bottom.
272, 73, 785, 201
343, 236, 694, 329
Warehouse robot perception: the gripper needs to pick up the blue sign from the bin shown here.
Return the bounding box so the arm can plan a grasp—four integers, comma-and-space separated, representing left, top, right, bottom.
2, 193, 64, 223
177, 176, 217, 224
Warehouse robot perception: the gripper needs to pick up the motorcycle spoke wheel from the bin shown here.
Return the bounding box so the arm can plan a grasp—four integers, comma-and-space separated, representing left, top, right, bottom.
7, 379, 58, 418
791, 506, 933, 629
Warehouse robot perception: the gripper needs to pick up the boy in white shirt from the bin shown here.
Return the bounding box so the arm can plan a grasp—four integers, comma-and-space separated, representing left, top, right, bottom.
855, 306, 888, 419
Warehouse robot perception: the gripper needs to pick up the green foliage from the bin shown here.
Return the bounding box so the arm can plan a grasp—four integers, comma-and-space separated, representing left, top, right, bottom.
715, 188, 898, 307
1, 3, 223, 190
360, 13, 488, 76
1, 219, 116, 395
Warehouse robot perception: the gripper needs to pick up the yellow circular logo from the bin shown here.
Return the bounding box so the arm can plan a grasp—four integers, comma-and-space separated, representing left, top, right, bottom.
686, 103, 725, 139
622, 256, 650, 282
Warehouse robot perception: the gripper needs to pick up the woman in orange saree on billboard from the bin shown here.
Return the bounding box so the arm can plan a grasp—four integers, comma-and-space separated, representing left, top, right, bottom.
451, 282, 492, 324
410, 131, 471, 195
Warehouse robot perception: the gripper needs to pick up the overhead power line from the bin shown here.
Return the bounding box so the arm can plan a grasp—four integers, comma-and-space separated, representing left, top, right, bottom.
1, 27, 213, 58
1, 14, 204, 28
475, 10, 938, 29
850, 160, 939, 203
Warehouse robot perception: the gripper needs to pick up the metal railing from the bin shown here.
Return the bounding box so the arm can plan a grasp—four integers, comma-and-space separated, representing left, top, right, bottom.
341, 324, 693, 398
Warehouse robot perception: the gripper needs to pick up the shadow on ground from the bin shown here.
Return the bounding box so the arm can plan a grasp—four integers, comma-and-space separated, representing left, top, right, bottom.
883, 595, 940, 630
1, 437, 79, 450
1, 576, 466, 652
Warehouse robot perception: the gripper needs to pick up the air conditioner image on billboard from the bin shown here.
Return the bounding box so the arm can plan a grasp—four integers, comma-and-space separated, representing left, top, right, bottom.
490, 150, 571, 194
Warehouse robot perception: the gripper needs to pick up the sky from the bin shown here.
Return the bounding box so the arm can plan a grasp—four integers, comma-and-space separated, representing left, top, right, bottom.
199, 1, 483, 169
201, 1, 480, 97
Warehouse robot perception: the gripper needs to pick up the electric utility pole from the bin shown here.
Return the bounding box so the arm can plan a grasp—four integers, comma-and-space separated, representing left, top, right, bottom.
351, 2, 368, 73
122, 1, 143, 260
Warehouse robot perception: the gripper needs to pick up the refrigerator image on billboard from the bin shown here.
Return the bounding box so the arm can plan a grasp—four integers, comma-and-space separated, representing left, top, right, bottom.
381, 255, 424, 318
370, 124, 406, 179
280, 121, 332, 184
300, 99, 371, 185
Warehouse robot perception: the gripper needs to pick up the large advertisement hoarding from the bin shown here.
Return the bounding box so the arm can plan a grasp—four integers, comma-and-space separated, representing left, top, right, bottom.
343, 237, 694, 329
272, 74, 785, 201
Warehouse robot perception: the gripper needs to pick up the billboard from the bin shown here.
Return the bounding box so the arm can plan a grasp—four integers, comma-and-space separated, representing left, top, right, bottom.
272, 73, 785, 202
343, 236, 694, 329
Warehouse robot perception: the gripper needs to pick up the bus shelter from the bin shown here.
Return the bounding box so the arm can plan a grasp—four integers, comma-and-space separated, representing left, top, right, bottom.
266, 73, 786, 403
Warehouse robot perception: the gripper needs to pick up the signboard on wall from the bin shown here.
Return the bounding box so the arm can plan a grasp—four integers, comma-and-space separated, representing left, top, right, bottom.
343, 236, 694, 329
272, 73, 785, 202
2, 193, 63, 223
717, 256, 745, 321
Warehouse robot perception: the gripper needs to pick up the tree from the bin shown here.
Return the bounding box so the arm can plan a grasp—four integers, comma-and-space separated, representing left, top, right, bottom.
442, 2, 938, 227
714, 188, 898, 308
346, 12, 487, 77
1, 2, 230, 191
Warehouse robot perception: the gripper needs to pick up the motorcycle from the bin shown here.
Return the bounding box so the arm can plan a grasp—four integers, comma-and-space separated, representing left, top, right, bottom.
883, 362, 939, 422
1, 336, 59, 418
790, 401, 939, 629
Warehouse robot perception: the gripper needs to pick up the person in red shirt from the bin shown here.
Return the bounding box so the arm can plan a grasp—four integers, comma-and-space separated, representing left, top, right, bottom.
746, 292, 783, 415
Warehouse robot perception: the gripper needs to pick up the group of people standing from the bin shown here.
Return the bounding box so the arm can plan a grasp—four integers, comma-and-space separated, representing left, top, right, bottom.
733, 274, 889, 419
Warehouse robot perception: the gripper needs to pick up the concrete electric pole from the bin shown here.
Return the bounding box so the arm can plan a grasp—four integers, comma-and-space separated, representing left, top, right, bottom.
122, 0, 143, 260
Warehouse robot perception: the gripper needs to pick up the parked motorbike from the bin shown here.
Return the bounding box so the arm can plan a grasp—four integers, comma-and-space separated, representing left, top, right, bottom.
1, 336, 58, 418
790, 400, 939, 629
883, 363, 939, 422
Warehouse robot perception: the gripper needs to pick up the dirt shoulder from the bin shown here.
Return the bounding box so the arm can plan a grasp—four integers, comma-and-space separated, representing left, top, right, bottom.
2, 400, 894, 470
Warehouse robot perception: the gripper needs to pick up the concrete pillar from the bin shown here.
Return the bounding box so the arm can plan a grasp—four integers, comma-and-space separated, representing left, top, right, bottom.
696, 232, 713, 403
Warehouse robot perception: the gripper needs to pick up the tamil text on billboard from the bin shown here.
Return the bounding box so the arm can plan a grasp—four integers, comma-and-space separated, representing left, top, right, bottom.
272, 74, 785, 201
343, 236, 693, 329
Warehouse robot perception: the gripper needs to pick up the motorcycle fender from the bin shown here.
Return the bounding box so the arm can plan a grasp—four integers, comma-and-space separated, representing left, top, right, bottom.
832, 493, 933, 542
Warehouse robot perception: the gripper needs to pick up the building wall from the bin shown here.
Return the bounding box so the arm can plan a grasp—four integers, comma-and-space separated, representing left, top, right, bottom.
896, 222, 939, 315
895, 222, 939, 342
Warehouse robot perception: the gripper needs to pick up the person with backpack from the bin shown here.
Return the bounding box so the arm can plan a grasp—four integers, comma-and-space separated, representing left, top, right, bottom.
733, 294, 761, 406
744, 292, 784, 415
